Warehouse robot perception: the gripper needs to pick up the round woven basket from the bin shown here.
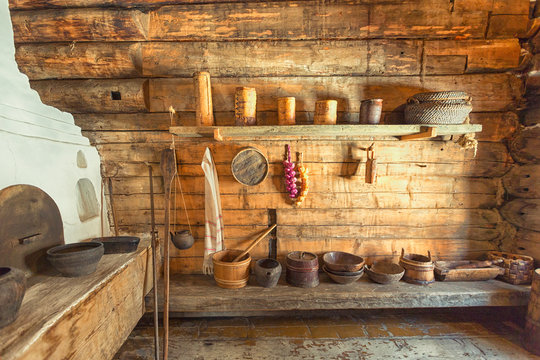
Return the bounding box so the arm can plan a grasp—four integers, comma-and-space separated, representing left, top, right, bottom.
405, 99, 472, 125
412, 91, 469, 102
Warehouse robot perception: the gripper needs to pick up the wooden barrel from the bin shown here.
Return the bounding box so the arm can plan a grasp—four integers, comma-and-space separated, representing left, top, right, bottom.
286, 251, 319, 288
193, 71, 214, 126
399, 248, 435, 285
314, 100, 337, 125
235, 87, 257, 126
278, 97, 296, 125
522, 268, 540, 355
212, 249, 251, 289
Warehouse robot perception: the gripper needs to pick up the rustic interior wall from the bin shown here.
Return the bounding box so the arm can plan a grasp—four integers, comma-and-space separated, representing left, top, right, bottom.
7, 0, 531, 273
1, 0, 107, 243
500, 5, 540, 266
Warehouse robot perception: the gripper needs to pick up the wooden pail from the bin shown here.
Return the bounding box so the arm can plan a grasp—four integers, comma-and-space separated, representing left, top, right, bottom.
286, 251, 319, 288
212, 249, 251, 289
399, 248, 435, 285
522, 268, 540, 355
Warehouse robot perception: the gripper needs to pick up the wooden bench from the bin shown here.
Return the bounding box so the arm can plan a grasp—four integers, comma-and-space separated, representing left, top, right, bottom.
147, 273, 531, 317
0, 239, 152, 360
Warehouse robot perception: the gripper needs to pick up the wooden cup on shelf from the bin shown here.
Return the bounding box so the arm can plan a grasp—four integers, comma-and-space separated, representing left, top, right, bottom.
278, 97, 296, 125
314, 100, 337, 125
235, 87, 257, 126
194, 71, 214, 126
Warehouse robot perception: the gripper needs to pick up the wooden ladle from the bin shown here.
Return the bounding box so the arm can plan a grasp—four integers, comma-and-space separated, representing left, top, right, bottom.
232, 224, 277, 262
160, 148, 176, 360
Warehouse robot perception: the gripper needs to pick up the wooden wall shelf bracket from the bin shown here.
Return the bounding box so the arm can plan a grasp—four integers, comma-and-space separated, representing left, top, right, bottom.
399, 126, 438, 141
170, 124, 481, 140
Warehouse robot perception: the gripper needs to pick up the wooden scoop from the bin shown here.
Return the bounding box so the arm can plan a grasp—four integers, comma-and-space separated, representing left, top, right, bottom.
232, 224, 277, 262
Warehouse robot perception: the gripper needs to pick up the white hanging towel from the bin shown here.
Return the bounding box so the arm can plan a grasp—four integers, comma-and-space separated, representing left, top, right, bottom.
201, 147, 224, 275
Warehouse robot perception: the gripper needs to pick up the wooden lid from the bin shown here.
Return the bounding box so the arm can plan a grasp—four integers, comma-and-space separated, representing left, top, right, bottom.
231, 147, 269, 186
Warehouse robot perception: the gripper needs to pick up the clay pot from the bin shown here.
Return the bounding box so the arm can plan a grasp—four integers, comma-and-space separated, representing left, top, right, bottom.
91, 236, 140, 254
254, 258, 282, 288
47, 242, 104, 277
360, 99, 383, 124
0, 267, 26, 328
170, 230, 195, 250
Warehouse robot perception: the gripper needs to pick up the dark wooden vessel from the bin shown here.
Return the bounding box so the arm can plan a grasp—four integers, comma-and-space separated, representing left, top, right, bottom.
286, 251, 319, 288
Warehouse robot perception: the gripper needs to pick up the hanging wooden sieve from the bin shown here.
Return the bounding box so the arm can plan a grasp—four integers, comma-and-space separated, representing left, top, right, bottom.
231, 147, 269, 186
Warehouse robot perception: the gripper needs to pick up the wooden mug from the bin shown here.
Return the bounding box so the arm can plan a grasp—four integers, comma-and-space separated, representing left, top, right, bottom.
278, 97, 296, 125
314, 100, 337, 125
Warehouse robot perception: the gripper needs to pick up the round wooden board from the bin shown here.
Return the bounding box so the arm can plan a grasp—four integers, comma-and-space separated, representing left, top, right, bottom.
231, 147, 269, 186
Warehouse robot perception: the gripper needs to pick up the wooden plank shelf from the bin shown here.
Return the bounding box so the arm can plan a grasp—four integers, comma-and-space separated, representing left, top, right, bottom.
0, 239, 152, 360
169, 124, 482, 141
146, 273, 530, 317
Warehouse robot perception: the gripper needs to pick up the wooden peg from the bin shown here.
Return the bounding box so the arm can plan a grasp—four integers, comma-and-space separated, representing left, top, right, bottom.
400, 126, 437, 141
213, 128, 223, 141
366, 143, 377, 184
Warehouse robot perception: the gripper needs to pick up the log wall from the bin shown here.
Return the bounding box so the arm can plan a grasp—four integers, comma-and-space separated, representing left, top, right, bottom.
8, 0, 530, 273
501, 5, 540, 266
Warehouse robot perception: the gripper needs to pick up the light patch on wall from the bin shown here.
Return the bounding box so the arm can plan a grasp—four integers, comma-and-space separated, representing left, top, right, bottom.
76, 178, 99, 222
76, 150, 87, 168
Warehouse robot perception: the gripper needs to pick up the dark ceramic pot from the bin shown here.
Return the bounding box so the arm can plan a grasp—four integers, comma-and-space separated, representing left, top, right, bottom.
91, 236, 140, 254
47, 242, 104, 277
0, 267, 26, 328
170, 230, 194, 250
254, 258, 282, 288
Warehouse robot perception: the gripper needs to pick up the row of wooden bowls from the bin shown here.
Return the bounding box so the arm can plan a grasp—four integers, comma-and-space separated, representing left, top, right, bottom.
323, 251, 405, 285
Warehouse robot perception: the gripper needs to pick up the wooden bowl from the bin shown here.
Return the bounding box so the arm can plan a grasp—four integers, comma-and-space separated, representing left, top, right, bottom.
91, 236, 140, 254
323, 265, 363, 284
324, 266, 364, 277
323, 251, 365, 272
47, 242, 104, 277
365, 262, 405, 285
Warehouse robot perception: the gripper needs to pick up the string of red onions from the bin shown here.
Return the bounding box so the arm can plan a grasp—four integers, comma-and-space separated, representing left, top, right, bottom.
283, 144, 298, 199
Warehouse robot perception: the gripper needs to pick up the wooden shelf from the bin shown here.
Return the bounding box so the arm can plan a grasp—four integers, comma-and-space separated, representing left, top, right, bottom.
146, 274, 530, 317
169, 124, 482, 141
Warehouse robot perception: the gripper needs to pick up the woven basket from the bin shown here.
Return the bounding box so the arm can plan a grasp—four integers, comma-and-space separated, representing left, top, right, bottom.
412, 91, 469, 102
405, 98, 472, 125
487, 251, 534, 285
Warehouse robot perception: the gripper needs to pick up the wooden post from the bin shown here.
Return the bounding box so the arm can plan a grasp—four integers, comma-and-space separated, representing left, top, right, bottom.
522, 268, 540, 355
193, 71, 214, 126
314, 100, 337, 125
235, 87, 257, 126
277, 97, 296, 125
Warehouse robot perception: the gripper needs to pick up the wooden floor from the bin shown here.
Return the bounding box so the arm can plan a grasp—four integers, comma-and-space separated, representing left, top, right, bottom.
115, 308, 539, 360
146, 274, 531, 316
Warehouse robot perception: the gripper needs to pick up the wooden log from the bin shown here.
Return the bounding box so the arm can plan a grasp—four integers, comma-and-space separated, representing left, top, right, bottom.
523, 269, 540, 356
110, 192, 498, 211
11, 8, 149, 43
487, 15, 529, 39
500, 199, 540, 232
98, 157, 511, 178
116, 209, 268, 226
514, 229, 540, 266
107, 175, 499, 196
470, 112, 519, 142
94, 140, 512, 165
503, 165, 540, 198
276, 208, 499, 227
30, 79, 149, 113
147, 74, 520, 113
510, 127, 540, 164
423, 39, 520, 74
15, 42, 143, 80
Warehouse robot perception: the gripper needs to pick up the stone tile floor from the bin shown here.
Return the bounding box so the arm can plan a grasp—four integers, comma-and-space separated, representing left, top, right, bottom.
115, 308, 539, 359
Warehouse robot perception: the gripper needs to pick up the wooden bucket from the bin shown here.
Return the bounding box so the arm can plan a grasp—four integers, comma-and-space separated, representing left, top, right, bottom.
522, 268, 540, 355
399, 248, 435, 285
212, 249, 251, 289
314, 100, 337, 125
277, 97, 296, 125
286, 251, 319, 288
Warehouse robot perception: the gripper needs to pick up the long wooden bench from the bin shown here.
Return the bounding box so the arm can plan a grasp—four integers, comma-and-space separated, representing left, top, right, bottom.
0, 239, 152, 360
147, 274, 531, 317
